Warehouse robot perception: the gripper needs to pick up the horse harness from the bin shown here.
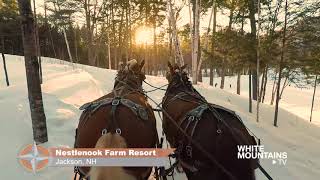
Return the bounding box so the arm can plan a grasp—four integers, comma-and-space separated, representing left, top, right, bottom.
73, 71, 150, 180
162, 91, 237, 173
73, 95, 150, 179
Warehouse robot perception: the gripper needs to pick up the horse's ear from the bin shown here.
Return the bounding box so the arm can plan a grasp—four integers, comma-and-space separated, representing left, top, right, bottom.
119, 62, 125, 71
168, 61, 174, 73
181, 64, 187, 70
139, 59, 145, 70
168, 61, 175, 73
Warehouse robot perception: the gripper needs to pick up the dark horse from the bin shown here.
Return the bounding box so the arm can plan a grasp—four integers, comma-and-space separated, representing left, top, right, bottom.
74, 60, 158, 180
162, 63, 258, 180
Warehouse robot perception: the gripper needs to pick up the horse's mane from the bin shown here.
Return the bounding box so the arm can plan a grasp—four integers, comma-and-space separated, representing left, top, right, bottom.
113, 60, 145, 94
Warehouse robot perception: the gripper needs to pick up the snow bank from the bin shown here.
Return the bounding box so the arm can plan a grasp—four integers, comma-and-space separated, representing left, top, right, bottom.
1, 54, 319, 180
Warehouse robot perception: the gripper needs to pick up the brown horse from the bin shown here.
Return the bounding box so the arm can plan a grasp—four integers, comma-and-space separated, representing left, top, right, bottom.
74, 60, 158, 180
162, 63, 258, 180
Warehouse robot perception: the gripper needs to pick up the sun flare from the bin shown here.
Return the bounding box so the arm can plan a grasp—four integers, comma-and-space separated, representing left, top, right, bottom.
135, 27, 154, 45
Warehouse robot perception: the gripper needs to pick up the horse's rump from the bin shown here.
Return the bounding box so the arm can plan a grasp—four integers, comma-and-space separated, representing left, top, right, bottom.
74, 92, 158, 177
163, 98, 258, 179
209, 104, 259, 169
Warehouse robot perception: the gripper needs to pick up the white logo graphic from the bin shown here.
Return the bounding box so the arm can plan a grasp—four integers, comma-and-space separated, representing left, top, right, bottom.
237, 145, 287, 166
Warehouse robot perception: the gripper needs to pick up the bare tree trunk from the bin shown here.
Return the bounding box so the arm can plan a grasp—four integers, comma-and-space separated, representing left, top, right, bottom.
125, 2, 129, 63
33, 0, 42, 84
274, 0, 288, 127
209, 65, 214, 86
1, 38, 9, 86
118, 8, 125, 65
262, 69, 268, 103
168, 0, 184, 66
168, 21, 173, 63
128, 0, 132, 59
84, 0, 95, 66
153, 21, 157, 76
18, 0, 48, 144
310, 75, 317, 122
107, 27, 112, 69
256, 0, 261, 122
252, 75, 258, 100
198, 71, 202, 82
249, 70, 252, 113
237, 71, 240, 95
248, 0, 258, 101
74, 27, 79, 63
110, 0, 117, 68
1, 52, 9, 86
280, 76, 289, 98
259, 66, 267, 102
49, 28, 57, 58
204, 64, 208, 77
270, 71, 278, 105
197, 0, 214, 82
44, 0, 48, 57
198, 45, 202, 82
265, 0, 281, 104
55, 1, 73, 63
259, 70, 265, 102
220, 66, 225, 89
188, 0, 193, 66
228, 6, 234, 31
191, 0, 200, 84
209, 1, 217, 86
62, 28, 73, 63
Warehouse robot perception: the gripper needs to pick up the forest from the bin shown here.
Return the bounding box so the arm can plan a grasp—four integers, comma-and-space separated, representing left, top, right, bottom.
0, 0, 319, 126
1, 1, 320, 179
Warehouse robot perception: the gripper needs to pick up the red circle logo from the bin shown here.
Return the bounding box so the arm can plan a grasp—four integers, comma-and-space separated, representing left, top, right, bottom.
18, 143, 49, 173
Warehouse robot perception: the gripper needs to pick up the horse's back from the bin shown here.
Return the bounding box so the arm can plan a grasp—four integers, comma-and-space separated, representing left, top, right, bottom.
76, 92, 157, 148
193, 105, 257, 180
163, 100, 257, 180
75, 92, 158, 177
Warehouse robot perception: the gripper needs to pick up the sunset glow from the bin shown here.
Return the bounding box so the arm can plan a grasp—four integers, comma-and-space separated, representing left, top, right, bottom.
135, 27, 154, 45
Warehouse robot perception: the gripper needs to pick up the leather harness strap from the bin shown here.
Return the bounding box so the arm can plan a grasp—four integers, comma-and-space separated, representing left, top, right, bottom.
163, 90, 237, 174
175, 104, 212, 170
79, 97, 149, 122
74, 67, 152, 180
74, 97, 150, 179
110, 97, 121, 134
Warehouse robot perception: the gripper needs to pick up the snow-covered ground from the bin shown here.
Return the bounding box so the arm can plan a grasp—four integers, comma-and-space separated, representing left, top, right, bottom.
202, 73, 320, 127
1, 54, 320, 180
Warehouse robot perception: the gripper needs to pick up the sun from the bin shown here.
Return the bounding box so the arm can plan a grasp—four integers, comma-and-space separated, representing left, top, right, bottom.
135, 26, 154, 45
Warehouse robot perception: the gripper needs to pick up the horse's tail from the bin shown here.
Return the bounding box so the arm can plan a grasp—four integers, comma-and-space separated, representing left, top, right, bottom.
95, 132, 127, 148
89, 133, 136, 180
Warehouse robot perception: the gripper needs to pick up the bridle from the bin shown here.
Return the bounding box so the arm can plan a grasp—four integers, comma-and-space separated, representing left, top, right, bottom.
113, 69, 146, 97
163, 70, 207, 107
166, 70, 193, 92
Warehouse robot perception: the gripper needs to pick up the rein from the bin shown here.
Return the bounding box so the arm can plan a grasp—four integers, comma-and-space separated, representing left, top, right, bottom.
144, 92, 238, 180
144, 74, 273, 180
112, 76, 168, 180
143, 80, 168, 92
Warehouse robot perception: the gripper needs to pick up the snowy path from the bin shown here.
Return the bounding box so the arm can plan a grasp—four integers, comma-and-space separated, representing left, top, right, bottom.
1, 55, 319, 180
